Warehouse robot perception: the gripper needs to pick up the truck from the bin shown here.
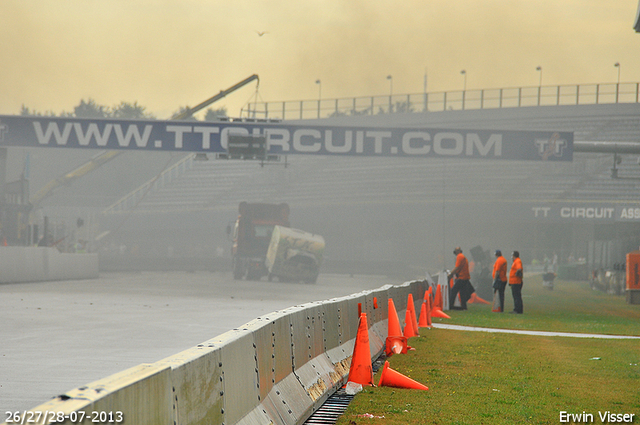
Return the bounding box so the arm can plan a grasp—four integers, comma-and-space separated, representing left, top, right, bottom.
230, 202, 290, 280
265, 225, 325, 284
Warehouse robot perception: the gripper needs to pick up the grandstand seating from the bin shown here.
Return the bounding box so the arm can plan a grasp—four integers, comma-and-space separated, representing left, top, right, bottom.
100, 149, 638, 216
27, 102, 640, 274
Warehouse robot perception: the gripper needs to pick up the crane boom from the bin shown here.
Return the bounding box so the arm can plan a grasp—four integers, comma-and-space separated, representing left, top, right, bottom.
172, 74, 259, 120
30, 74, 260, 207
30, 150, 121, 206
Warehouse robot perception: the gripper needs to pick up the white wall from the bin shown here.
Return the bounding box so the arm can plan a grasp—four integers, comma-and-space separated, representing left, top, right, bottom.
3, 278, 431, 425
0, 247, 98, 283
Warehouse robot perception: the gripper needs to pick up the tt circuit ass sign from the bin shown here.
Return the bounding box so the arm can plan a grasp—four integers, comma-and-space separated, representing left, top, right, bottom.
531, 204, 640, 222
0, 115, 573, 161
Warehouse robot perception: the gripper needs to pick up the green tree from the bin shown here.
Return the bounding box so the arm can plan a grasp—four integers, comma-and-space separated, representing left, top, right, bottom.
20, 99, 158, 120
73, 98, 109, 118
170, 106, 199, 121
204, 107, 228, 121
111, 101, 155, 120
20, 105, 37, 116
20, 105, 56, 116
328, 110, 348, 118
394, 101, 414, 113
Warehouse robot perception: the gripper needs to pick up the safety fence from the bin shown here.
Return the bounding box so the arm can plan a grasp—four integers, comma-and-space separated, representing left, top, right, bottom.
6, 277, 437, 425
241, 82, 640, 121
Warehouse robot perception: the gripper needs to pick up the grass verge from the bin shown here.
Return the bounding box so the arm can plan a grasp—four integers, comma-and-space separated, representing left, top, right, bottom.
336, 276, 640, 425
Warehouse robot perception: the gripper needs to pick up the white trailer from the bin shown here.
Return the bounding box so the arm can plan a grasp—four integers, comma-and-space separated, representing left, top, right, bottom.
265, 225, 325, 283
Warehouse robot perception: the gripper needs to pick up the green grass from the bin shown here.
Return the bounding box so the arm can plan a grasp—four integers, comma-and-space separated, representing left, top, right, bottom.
336, 276, 640, 425
441, 275, 640, 336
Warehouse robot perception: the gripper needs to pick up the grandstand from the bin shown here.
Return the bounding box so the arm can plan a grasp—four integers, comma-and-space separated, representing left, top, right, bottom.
19, 102, 640, 278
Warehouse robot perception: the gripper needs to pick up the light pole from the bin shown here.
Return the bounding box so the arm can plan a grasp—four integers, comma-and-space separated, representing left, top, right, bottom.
387, 75, 393, 112
315, 79, 321, 118
460, 70, 467, 109
423, 68, 428, 112
536, 66, 543, 105
614, 62, 621, 103
536, 66, 543, 86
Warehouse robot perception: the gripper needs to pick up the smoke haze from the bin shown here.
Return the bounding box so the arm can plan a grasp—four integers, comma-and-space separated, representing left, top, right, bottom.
1, 1, 638, 118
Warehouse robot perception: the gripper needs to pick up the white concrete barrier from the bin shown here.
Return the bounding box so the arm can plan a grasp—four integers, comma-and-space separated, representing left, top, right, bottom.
0, 247, 98, 283
157, 345, 224, 425
19, 363, 173, 425
3, 277, 433, 425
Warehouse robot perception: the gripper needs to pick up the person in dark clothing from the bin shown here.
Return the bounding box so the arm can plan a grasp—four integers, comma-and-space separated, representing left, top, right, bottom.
448, 247, 474, 310
509, 251, 524, 314
492, 250, 508, 312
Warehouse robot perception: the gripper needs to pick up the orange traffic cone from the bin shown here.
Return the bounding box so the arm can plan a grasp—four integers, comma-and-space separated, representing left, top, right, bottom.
424, 286, 433, 304
491, 290, 501, 312
407, 294, 419, 336
385, 335, 408, 356
433, 285, 443, 311
431, 283, 451, 319
378, 361, 429, 391
346, 313, 374, 386
373, 297, 378, 309
418, 298, 432, 328
387, 298, 403, 337
469, 293, 491, 305
431, 307, 451, 319
403, 309, 419, 338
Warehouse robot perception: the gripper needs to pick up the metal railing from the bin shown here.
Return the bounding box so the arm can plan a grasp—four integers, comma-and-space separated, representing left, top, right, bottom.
103, 154, 195, 214
241, 82, 640, 121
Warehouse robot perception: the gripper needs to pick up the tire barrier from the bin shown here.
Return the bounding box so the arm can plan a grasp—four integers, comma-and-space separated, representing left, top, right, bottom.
4, 277, 433, 425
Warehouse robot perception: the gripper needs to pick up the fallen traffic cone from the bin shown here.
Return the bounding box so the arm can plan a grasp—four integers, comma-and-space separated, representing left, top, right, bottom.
378, 361, 429, 391
403, 309, 419, 338
407, 294, 419, 336
387, 298, 403, 337
431, 307, 451, 319
418, 297, 432, 328
385, 335, 408, 356
346, 313, 374, 386
469, 293, 490, 305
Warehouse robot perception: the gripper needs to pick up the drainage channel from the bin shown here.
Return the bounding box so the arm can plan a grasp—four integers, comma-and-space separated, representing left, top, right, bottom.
303, 358, 384, 425
303, 388, 354, 425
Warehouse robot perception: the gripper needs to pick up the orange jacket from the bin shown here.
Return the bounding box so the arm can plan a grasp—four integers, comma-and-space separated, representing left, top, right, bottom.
509, 257, 523, 285
453, 253, 470, 280
493, 255, 507, 282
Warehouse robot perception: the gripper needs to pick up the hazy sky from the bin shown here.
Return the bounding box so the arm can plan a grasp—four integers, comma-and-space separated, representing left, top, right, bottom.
2, 1, 639, 119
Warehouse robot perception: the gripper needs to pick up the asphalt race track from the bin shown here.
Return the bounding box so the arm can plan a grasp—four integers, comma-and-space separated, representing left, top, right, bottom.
1, 271, 397, 413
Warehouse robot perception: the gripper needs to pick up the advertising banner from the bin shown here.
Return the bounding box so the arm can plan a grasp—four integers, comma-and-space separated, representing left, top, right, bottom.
0, 115, 573, 161
530, 203, 640, 222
